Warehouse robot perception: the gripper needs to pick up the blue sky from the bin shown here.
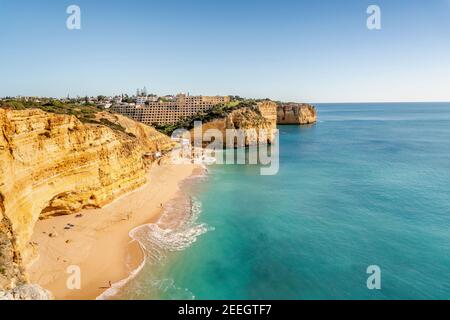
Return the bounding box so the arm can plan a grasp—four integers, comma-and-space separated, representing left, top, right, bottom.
0, 0, 449, 102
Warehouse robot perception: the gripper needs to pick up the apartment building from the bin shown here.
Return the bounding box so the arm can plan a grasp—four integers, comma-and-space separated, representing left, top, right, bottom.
111, 95, 231, 125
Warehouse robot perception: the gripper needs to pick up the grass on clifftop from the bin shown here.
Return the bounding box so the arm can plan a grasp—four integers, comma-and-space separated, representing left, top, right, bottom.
0, 99, 102, 122
0, 99, 134, 137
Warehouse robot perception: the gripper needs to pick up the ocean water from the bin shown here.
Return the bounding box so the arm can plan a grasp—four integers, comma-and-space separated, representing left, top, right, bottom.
112, 103, 450, 300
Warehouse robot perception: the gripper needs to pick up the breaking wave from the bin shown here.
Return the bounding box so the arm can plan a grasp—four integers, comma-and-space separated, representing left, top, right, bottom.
131, 195, 213, 264
97, 172, 212, 300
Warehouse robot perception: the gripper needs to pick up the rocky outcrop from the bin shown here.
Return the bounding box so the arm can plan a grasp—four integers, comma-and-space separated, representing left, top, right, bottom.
95, 112, 175, 153
0, 199, 25, 290
277, 103, 317, 125
256, 101, 278, 128
190, 105, 277, 148
0, 108, 172, 292
0, 284, 53, 300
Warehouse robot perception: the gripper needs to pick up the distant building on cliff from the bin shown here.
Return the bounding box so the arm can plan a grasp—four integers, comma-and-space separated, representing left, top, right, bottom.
135, 96, 148, 105
112, 94, 231, 125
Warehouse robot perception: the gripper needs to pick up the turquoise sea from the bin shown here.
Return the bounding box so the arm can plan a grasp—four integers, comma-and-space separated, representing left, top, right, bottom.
109, 103, 450, 300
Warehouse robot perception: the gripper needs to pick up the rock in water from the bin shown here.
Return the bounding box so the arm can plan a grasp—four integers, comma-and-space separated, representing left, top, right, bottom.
277, 103, 317, 125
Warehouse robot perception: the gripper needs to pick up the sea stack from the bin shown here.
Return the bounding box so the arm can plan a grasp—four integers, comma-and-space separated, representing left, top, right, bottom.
277, 103, 317, 125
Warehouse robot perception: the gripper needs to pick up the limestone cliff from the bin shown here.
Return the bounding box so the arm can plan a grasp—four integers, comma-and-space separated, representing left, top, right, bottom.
277, 103, 317, 125
0, 108, 172, 292
95, 112, 175, 154
0, 284, 53, 300
191, 104, 277, 148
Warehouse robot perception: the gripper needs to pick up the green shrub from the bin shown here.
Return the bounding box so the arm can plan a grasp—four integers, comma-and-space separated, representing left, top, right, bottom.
0, 101, 26, 110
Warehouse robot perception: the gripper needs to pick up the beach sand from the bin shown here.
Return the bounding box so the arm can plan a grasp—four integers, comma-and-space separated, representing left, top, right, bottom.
27, 163, 200, 300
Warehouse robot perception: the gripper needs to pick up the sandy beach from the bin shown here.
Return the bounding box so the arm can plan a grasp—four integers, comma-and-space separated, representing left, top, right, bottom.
27, 163, 200, 300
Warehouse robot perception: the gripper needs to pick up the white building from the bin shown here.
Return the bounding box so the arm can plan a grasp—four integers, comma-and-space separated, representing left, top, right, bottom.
136, 96, 148, 105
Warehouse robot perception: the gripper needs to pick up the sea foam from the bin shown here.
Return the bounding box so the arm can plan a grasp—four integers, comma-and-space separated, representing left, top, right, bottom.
97, 172, 211, 300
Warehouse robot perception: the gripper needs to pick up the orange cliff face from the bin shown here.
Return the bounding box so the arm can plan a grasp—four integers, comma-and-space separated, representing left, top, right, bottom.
277, 103, 317, 125
188, 102, 278, 148
0, 108, 172, 291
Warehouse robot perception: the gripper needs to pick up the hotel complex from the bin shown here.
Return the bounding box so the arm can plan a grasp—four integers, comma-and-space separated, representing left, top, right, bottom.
112, 94, 231, 125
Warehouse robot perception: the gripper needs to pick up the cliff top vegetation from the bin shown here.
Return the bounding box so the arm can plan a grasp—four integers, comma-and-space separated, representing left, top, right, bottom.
0, 99, 135, 136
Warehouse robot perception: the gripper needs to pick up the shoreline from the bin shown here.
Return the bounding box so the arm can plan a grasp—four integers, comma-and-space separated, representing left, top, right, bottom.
27, 163, 201, 300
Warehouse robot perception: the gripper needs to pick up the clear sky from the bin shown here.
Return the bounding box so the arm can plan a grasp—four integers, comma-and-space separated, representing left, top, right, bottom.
0, 0, 449, 102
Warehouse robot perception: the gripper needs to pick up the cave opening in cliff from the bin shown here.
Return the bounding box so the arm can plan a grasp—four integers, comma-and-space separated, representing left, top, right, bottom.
39, 192, 102, 220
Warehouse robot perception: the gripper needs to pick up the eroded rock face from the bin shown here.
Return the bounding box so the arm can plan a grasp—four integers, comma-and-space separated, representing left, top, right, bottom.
257, 101, 278, 128
0, 199, 25, 290
95, 112, 175, 153
0, 108, 172, 292
191, 105, 278, 148
0, 284, 53, 300
277, 104, 317, 125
